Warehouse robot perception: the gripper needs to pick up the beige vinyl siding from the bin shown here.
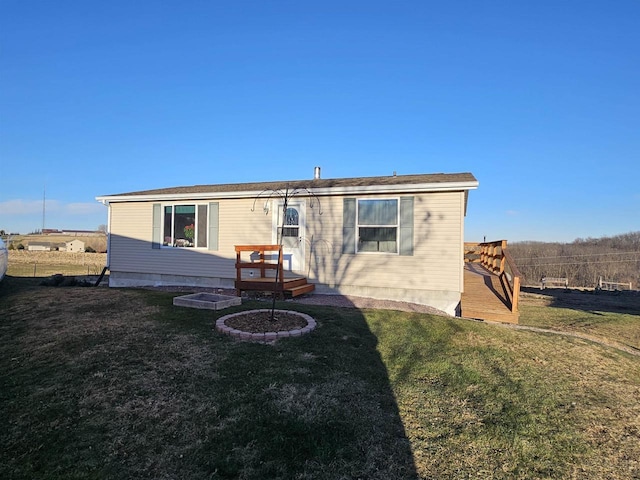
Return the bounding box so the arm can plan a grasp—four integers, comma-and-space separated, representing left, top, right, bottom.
109, 200, 273, 280
306, 191, 464, 292
218, 198, 272, 251
108, 190, 465, 296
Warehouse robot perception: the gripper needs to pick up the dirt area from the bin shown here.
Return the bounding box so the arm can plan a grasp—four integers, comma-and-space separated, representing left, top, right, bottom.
288, 292, 451, 315
143, 285, 451, 315
224, 310, 308, 333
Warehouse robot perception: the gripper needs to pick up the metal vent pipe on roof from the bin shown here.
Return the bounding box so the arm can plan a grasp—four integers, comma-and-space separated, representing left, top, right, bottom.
314, 166, 321, 179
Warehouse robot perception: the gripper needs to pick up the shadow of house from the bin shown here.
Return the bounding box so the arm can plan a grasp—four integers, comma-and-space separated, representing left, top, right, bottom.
521, 285, 640, 315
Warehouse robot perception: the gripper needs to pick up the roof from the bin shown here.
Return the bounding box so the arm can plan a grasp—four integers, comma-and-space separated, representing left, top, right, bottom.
97, 172, 478, 203
27, 242, 61, 247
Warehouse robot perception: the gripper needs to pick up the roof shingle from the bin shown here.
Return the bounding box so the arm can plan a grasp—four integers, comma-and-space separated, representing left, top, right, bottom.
103, 172, 477, 198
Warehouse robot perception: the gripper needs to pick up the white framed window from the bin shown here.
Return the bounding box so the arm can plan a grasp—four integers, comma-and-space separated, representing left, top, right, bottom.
357, 198, 399, 253
162, 204, 208, 248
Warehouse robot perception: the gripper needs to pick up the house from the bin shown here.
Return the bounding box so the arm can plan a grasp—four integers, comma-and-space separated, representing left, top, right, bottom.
64, 239, 85, 253
27, 242, 57, 251
0, 237, 7, 282
96, 171, 478, 316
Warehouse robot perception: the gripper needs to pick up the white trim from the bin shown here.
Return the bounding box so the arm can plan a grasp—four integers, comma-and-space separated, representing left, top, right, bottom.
96, 180, 478, 204
106, 203, 112, 268
459, 191, 465, 294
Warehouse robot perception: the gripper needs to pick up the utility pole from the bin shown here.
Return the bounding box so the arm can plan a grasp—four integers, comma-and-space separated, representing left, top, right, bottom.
42, 185, 46, 233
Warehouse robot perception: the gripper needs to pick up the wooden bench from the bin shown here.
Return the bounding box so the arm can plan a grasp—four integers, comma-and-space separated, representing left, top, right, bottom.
540, 277, 568, 289
598, 278, 632, 291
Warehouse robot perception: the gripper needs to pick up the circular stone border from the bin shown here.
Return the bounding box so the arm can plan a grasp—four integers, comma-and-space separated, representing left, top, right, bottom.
215, 309, 317, 343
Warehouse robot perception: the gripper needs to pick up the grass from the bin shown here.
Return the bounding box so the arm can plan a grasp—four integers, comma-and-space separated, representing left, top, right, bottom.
1, 277, 639, 479
519, 289, 640, 351
521, 305, 640, 351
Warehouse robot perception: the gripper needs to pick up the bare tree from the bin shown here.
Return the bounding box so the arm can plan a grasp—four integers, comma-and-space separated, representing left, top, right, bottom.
251, 185, 322, 320
510, 231, 640, 288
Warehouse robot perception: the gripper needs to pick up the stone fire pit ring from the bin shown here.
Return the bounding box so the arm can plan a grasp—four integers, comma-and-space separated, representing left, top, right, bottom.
216, 309, 317, 343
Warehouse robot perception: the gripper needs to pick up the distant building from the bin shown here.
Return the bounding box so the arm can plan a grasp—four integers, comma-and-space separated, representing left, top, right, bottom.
39, 228, 103, 237
60, 229, 104, 237
64, 239, 85, 253
27, 242, 58, 251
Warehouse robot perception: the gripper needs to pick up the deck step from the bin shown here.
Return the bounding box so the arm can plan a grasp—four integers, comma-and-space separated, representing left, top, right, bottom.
283, 277, 310, 289
235, 275, 315, 298
286, 283, 315, 297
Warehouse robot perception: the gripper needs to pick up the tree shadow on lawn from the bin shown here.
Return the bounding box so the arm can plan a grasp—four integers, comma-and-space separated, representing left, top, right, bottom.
0, 279, 419, 480
209, 299, 420, 480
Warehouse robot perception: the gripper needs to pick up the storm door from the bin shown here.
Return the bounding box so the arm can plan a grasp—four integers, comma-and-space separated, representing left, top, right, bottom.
272, 201, 305, 272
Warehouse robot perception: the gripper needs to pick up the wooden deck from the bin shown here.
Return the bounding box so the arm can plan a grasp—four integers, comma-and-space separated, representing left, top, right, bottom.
461, 263, 519, 323
235, 244, 315, 298
235, 273, 315, 298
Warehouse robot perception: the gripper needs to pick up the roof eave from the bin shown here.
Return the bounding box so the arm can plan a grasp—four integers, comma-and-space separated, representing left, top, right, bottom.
96, 180, 479, 204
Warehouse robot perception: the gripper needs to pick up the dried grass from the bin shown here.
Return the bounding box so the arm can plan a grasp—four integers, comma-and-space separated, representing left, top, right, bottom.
1, 279, 638, 479
8, 250, 107, 277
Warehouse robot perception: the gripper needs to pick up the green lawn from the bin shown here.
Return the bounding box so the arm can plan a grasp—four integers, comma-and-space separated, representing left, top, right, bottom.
518, 288, 640, 351
1, 277, 638, 479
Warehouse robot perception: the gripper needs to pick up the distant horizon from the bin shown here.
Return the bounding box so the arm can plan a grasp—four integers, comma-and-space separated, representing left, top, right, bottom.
3, 226, 638, 247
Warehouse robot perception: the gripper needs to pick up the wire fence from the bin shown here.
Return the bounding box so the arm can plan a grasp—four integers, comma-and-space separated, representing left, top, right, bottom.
8, 262, 106, 278
7, 251, 107, 278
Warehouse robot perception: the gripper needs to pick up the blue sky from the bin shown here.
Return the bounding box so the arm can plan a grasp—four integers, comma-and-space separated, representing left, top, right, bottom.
1, 1, 638, 241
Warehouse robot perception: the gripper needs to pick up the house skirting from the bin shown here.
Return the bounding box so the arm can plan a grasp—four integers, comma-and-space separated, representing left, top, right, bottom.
109, 271, 460, 316
109, 271, 235, 290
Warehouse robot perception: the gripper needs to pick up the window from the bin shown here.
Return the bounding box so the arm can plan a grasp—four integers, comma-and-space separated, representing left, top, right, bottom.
153, 202, 218, 250
357, 199, 398, 253
282, 207, 299, 238
342, 197, 413, 255
162, 204, 208, 248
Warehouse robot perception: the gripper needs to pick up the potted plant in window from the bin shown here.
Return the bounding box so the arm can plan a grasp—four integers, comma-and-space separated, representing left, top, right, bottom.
183, 224, 194, 246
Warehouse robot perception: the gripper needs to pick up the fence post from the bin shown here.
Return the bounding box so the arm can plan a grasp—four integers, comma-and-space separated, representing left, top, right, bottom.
512, 276, 520, 312
33, 262, 37, 277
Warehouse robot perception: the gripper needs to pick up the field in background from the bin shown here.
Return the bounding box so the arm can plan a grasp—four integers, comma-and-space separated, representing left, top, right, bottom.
7, 250, 107, 277
3, 233, 107, 253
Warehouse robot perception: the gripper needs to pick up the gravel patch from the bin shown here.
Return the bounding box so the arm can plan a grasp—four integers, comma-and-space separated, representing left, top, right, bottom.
143, 286, 451, 316
287, 293, 451, 316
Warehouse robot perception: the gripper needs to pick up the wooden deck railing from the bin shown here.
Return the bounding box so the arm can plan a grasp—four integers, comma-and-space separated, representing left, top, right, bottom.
465, 240, 522, 313
235, 245, 283, 295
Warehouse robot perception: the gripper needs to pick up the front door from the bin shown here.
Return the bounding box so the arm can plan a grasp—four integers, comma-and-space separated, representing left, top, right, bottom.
272, 201, 305, 273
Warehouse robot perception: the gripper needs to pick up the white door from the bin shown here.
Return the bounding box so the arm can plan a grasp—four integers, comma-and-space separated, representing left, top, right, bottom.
272, 201, 305, 273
